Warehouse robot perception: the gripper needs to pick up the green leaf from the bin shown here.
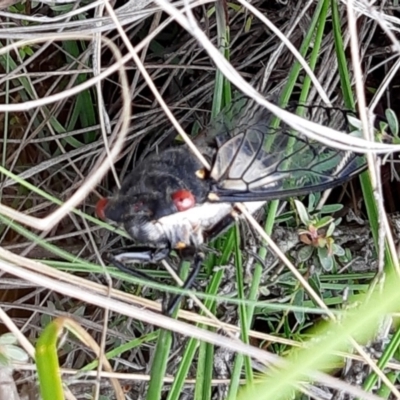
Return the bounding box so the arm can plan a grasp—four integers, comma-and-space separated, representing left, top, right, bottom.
228, 2, 242, 12
4, 345, 29, 362
344, 248, 352, 262
347, 114, 362, 130
0, 353, 10, 366
334, 217, 343, 227
308, 273, 322, 298
298, 246, 314, 262
386, 108, 399, 137
307, 193, 317, 211
319, 203, 344, 214
332, 243, 345, 257
295, 200, 310, 226
293, 289, 305, 325
0, 333, 17, 345
379, 120, 389, 133
326, 222, 336, 237
318, 247, 333, 271
314, 216, 333, 229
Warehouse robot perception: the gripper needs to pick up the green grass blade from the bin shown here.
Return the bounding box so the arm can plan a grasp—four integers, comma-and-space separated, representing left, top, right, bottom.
146, 329, 173, 400
236, 270, 400, 399
35, 320, 65, 400
361, 324, 400, 396
233, 224, 253, 383
227, 263, 263, 399
331, 0, 397, 275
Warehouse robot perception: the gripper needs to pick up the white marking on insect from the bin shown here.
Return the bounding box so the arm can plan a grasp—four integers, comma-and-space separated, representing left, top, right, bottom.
150, 201, 266, 248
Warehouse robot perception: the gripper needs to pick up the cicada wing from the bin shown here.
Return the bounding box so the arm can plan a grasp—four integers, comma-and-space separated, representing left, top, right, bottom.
209, 105, 367, 202
199, 94, 275, 150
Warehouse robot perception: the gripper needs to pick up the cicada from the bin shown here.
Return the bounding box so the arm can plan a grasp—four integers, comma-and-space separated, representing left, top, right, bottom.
97, 98, 367, 313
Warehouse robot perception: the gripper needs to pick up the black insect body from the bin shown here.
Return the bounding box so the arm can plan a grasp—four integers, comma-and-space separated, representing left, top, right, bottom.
101, 147, 213, 250
97, 100, 368, 314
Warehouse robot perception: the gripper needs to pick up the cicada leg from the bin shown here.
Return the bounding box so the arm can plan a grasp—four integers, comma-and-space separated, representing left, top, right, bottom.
163, 252, 205, 316
107, 248, 169, 281
107, 247, 204, 316
107, 246, 170, 300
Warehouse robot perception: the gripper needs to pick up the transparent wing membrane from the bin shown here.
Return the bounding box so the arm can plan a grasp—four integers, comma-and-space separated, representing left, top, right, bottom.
208, 99, 367, 201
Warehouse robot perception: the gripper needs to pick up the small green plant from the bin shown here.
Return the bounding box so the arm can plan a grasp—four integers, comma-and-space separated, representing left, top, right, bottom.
376, 108, 400, 182
0, 333, 29, 366
295, 194, 345, 272
346, 107, 400, 144
383, 108, 399, 137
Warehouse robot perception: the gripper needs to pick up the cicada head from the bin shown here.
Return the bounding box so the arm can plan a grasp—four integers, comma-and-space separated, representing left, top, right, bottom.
96, 192, 173, 246
96, 186, 201, 247
95, 147, 214, 249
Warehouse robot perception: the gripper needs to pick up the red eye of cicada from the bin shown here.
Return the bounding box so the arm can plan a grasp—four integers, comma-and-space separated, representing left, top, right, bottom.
96, 198, 109, 220
171, 189, 195, 212
132, 202, 143, 212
